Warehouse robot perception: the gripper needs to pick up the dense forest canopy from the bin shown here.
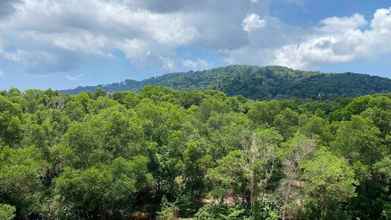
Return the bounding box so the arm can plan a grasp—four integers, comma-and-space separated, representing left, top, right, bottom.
64, 65, 391, 99
0, 87, 390, 219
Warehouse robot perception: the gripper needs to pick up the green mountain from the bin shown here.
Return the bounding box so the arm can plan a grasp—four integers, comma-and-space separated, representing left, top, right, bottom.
63, 65, 391, 99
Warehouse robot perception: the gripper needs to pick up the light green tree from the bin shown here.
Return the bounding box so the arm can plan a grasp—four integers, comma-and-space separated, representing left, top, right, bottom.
0, 204, 16, 220
301, 149, 357, 219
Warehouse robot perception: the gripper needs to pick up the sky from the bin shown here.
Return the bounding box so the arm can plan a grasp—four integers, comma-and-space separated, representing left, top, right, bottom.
1, 0, 391, 90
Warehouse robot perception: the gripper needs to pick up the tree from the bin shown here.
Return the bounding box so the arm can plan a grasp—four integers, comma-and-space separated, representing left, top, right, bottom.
299, 116, 332, 144
0, 146, 45, 218
0, 95, 22, 146
361, 107, 391, 137
0, 204, 16, 220
332, 116, 383, 166
247, 101, 281, 127
206, 112, 251, 160
207, 128, 283, 215
374, 157, 391, 219
273, 108, 299, 139
301, 149, 357, 219
198, 96, 229, 121
179, 139, 212, 215
208, 150, 248, 203
243, 129, 282, 212
279, 134, 316, 220
55, 156, 153, 219
112, 91, 140, 109
64, 92, 95, 121
0, 86, 389, 219
63, 106, 144, 168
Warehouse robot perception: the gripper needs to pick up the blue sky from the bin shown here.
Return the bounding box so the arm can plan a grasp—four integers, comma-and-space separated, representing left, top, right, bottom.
0, 0, 391, 90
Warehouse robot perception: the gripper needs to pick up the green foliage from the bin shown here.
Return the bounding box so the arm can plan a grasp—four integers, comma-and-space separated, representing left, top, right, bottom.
195, 204, 249, 220
0, 204, 16, 220
0, 146, 45, 217
273, 108, 299, 139
0, 95, 22, 146
208, 150, 248, 201
157, 197, 179, 220
54, 156, 152, 218
332, 115, 383, 166
300, 149, 357, 219
0, 87, 390, 219
299, 116, 332, 144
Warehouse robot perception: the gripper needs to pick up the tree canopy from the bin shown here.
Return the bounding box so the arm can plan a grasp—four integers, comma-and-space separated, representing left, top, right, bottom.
0, 87, 390, 219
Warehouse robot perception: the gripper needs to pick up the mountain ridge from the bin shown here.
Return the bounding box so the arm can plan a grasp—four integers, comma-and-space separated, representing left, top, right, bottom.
62, 65, 391, 99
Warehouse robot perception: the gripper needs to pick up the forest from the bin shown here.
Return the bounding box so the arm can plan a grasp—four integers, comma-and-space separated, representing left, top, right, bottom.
0, 86, 390, 219
65, 65, 391, 99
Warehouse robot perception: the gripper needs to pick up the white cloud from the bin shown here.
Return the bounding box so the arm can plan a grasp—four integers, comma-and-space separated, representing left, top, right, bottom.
273, 36, 358, 69
222, 16, 304, 67
0, 0, 20, 18
0, 49, 56, 65
319, 14, 367, 33
272, 7, 391, 69
182, 59, 209, 71
20, 31, 112, 57
1, 0, 391, 80
159, 56, 176, 72
242, 13, 266, 32
119, 39, 151, 60
0, 0, 262, 75
0, 0, 203, 73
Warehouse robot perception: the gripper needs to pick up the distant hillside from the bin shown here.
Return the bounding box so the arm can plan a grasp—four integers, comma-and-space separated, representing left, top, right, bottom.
63, 65, 391, 99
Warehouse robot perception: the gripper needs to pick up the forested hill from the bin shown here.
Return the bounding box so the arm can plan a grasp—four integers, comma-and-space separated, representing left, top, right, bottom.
63, 65, 391, 99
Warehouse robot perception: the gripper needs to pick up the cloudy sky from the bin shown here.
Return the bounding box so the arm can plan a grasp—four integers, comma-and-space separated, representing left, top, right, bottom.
1, 0, 391, 89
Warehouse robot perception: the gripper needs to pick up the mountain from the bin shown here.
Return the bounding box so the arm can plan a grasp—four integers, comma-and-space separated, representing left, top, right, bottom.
63, 65, 391, 99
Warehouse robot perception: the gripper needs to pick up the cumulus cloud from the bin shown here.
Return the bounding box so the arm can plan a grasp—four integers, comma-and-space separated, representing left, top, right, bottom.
182, 59, 209, 71
0, 0, 203, 73
0, 0, 263, 75
154, 57, 210, 72
0, 0, 20, 18
119, 39, 151, 60
1, 0, 391, 80
319, 14, 367, 33
223, 16, 304, 67
242, 13, 266, 32
272, 8, 391, 69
